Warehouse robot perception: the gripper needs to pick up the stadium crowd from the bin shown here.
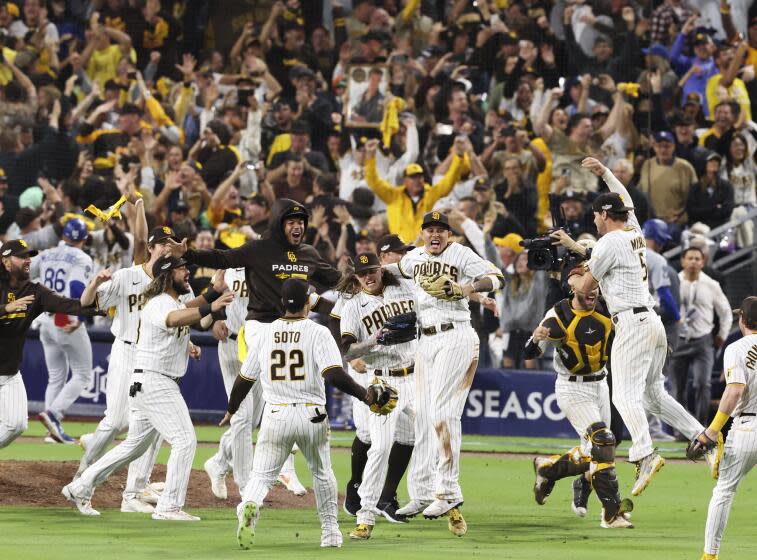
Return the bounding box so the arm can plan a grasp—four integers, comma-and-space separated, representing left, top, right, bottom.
0, 0, 754, 427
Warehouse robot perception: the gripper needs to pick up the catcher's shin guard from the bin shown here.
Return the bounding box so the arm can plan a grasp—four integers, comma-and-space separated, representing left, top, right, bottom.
587, 422, 622, 521
538, 446, 591, 481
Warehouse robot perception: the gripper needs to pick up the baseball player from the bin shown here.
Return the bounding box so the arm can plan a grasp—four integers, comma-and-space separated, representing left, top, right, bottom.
527, 269, 632, 528
554, 157, 713, 496
63, 255, 233, 520
32, 218, 94, 444
391, 211, 504, 528
337, 234, 417, 522
337, 252, 418, 539
698, 296, 757, 560
0, 239, 95, 449
221, 279, 396, 549
74, 226, 216, 513
203, 268, 306, 499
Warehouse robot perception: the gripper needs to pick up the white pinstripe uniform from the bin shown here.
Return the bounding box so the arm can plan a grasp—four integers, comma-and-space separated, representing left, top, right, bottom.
238, 317, 342, 538
703, 334, 757, 556
588, 171, 703, 462
206, 268, 261, 491
331, 296, 371, 443
339, 278, 417, 526
70, 293, 198, 514
32, 243, 94, 420
0, 373, 27, 448
397, 243, 503, 503
77, 264, 194, 499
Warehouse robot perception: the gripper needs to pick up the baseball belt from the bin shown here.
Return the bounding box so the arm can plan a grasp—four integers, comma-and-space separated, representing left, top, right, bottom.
420, 323, 454, 336
133, 368, 182, 385
611, 306, 650, 323
738, 412, 756, 417
373, 365, 414, 377
567, 373, 606, 382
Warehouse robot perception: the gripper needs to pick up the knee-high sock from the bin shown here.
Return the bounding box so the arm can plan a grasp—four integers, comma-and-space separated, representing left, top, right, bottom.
379, 442, 413, 503
348, 436, 371, 486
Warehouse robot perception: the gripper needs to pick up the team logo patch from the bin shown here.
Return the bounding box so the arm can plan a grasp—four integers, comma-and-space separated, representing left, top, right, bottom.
381, 244, 390, 251
7, 293, 15, 302
287, 251, 297, 263
162, 226, 173, 235
359, 255, 369, 264
19, 240, 28, 248
432, 212, 440, 220
1, 249, 10, 256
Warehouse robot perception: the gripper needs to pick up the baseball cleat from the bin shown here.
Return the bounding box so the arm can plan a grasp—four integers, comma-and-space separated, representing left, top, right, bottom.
278, 470, 307, 496
320, 530, 343, 548
447, 507, 467, 537
349, 523, 373, 540
62, 484, 100, 517
121, 497, 155, 513
533, 457, 556, 505
423, 499, 463, 519
377, 499, 409, 523
343, 481, 360, 516
700, 553, 718, 560
140, 483, 163, 505
236, 502, 259, 549
152, 510, 200, 521
704, 432, 724, 480
571, 475, 592, 517
203, 458, 228, 500
39, 411, 77, 444
600, 508, 634, 529
396, 499, 432, 518
44, 434, 57, 444
631, 452, 665, 496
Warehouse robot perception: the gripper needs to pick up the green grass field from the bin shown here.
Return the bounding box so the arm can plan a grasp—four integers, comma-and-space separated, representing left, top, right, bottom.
2, 422, 756, 560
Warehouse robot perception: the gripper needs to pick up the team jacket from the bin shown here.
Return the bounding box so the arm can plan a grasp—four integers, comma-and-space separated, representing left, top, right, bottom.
184, 199, 341, 323
0, 280, 96, 375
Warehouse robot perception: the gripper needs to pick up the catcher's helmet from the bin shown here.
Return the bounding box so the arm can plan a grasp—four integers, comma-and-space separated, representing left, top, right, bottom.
62, 218, 88, 241
642, 219, 671, 247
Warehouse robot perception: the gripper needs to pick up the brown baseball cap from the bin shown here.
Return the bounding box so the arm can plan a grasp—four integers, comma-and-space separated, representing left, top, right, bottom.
421, 210, 451, 230
0, 239, 38, 258
148, 226, 178, 245
377, 234, 414, 254
734, 296, 757, 329
354, 252, 381, 274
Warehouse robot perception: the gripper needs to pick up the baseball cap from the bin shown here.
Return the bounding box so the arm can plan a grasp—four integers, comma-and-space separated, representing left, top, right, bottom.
493, 233, 525, 253
282, 204, 309, 221
0, 239, 38, 258
152, 254, 187, 277
693, 32, 710, 46
19, 186, 44, 209
0, 167, 7, 182
502, 31, 519, 45
172, 200, 190, 213
404, 163, 424, 177
734, 296, 757, 329
280, 278, 310, 313
119, 103, 142, 116
361, 30, 389, 43
62, 218, 89, 241
591, 192, 634, 214
642, 44, 669, 58
148, 226, 178, 245
354, 252, 381, 273
473, 177, 491, 191
561, 189, 585, 204
706, 151, 722, 162
684, 92, 702, 106
241, 192, 269, 207
290, 119, 311, 136
377, 234, 414, 254
14, 207, 42, 229
355, 228, 374, 242
653, 130, 675, 143
421, 210, 451, 230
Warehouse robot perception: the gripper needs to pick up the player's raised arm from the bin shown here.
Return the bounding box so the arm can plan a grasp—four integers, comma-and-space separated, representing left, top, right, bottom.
166, 237, 256, 270
582, 157, 639, 229
38, 283, 98, 317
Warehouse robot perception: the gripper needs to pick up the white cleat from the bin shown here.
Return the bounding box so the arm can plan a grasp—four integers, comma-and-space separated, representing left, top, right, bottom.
152, 510, 200, 521
121, 497, 155, 513
423, 499, 462, 519
79, 433, 93, 452
278, 471, 307, 496
62, 485, 100, 517
320, 530, 343, 548
204, 458, 228, 500
396, 499, 432, 518
140, 483, 163, 505
631, 452, 665, 496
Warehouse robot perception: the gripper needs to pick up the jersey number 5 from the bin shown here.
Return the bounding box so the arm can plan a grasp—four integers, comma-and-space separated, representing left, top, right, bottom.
270, 349, 305, 381
638, 252, 648, 282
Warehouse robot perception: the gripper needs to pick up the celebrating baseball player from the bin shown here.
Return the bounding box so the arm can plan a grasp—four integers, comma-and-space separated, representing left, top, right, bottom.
552, 157, 715, 496
335, 234, 417, 523
389, 211, 504, 531
33, 218, 95, 444
221, 278, 397, 549
0, 239, 96, 449
696, 296, 756, 560
337, 252, 418, 540
526, 268, 632, 528
63, 254, 233, 520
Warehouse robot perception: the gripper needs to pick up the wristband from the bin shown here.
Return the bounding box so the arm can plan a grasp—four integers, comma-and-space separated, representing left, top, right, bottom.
204, 286, 222, 303
708, 410, 730, 433
199, 303, 212, 318
211, 308, 227, 321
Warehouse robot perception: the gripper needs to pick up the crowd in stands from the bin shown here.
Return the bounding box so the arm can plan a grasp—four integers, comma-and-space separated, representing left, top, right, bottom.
0, 0, 754, 424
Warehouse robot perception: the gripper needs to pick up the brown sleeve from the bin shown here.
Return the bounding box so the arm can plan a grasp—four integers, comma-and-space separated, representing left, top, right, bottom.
323, 366, 368, 401
36, 284, 98, 317
227, 375, 255, 415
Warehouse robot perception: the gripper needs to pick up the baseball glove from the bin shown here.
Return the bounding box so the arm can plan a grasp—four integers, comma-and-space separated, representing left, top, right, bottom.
377, 311, 417, 345
419, 273, 465, 301
365, 377, 398, 415
686, 431, 719, 462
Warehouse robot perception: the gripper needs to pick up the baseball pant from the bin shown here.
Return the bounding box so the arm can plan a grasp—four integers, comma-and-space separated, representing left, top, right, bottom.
71, 371, 196, 513
669, 335, 715, 424
205, 336, 260, 492
0, 373, 28, 448
704, 415, 757, 555
241, 404, 339, 535
40, 321, 93, 419
357, 374, 416, 526
350, 364, 372, 444
555, 374, 611, 456
412, 323, 479, 503
611, 311, 703, 462
77, 338, 162, 501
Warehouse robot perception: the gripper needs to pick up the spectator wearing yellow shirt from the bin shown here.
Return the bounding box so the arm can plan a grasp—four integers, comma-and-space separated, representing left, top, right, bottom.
206, 161, 258, 250
80, 12, 133, 90
364, 137, 464, 243
705, 42, 751, 122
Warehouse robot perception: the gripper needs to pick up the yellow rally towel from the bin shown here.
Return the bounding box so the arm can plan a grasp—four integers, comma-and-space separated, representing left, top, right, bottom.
380, 97, 407, 148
